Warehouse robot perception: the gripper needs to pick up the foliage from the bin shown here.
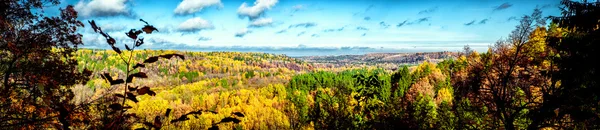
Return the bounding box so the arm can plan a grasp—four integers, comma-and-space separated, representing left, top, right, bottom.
527, 0, 600, 129
0, 1, 92, 129
4, 0, 600, 129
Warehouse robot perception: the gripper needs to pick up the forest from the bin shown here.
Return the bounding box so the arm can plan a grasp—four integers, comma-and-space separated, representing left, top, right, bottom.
1, 0, 600, 129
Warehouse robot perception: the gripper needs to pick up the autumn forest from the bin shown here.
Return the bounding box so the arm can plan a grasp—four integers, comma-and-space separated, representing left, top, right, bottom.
1, 0, 600, 129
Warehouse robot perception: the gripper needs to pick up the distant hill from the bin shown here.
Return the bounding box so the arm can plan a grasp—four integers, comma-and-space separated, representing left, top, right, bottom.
297, 51, 460, 70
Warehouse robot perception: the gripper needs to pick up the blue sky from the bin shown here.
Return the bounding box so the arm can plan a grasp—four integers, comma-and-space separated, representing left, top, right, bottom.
45, 0, 561, 56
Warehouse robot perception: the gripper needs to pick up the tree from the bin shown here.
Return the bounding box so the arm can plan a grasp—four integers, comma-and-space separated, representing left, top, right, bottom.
456, 8, 549, 130
390, 66, 412, 98
528, 0, 600, 129
0, 1, 92, 129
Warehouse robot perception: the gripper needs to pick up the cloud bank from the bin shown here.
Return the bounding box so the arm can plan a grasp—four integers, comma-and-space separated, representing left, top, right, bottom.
248, 17, 273, 27
174, 0, 223, 15
235, 28, 251, 37
177, 17, 215, 32
237, 0, 279, 20
74, 0, 132, 17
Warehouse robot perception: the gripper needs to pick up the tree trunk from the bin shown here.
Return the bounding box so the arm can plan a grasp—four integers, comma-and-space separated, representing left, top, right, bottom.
2, 57, 18, 97
58, 105, 71, 130
504, 117, 515, 130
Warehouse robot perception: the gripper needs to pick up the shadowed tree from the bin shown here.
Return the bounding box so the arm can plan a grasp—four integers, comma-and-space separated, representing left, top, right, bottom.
527, 0, 600, 129
0, 0, 91, 129
455, 8, 549, 130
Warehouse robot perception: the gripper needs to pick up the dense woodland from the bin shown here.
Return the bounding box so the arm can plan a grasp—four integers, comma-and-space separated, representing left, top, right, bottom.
1, 0, 600, 129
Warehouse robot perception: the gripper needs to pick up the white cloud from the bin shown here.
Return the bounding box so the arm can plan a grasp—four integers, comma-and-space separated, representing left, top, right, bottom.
237, 0, 278, 19
249, 18, 273, 27
177, 17, 214, 32
235, 28, 251, 37
74, 0, 130, 17
174, 0, 223, 15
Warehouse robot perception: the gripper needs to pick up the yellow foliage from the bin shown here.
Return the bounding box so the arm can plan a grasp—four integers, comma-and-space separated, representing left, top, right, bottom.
129, 82, 291, 129
435, 87, 453, 105
524, 27, 548, 57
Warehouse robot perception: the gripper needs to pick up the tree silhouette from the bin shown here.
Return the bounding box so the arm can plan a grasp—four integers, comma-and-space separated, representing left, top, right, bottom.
88, 17, 244, 130
527, 0, 600, 129
0, 1, 91, 129
455, 8, 549, 130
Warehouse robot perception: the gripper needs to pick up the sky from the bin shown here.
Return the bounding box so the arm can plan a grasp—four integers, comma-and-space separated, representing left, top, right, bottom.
44, 0, 562, 56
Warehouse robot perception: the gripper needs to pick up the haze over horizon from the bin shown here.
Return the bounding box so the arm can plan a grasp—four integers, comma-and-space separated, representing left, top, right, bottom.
44, 0, 561, 56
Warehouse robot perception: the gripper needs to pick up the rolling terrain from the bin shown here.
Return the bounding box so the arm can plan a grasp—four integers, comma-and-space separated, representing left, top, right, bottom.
297, 51, 459, 70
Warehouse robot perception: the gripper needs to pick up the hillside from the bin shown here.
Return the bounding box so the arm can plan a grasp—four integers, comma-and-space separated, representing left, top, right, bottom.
297, 51, 459, 70
70, 49, 462, 129
3, 1, 600, 129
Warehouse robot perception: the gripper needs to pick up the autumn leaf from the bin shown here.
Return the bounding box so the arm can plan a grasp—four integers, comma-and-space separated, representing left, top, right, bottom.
175, 54, 185, 59
136, 38, 145, 46
208, 125, 219, 130
165, 108, 172, 117
144, 56, 159, 63
158, 54, 175, 59
107, 38, 116, 45
126, 92, 138, 103
128, 86, 138, 91
114, 94, 125, 98
100, 73, 113, 81
111, 46, 121, 54
133, 63, 145, 69
110, 79, 124, 85
127, 72, 148, 83
232, 112, 245, 117
142, 25, 158, 34
126, 29, 143, 39
219, 117, 241, 124
136, 86, 156, 96
161, 54, 185, 60
153, 116, 162, 128
188, 110, 202, 115
88, 20, 98, 32
171, 115, 190, 123
109, 104, 122, 111
148, 91, 156, 96
125, 44, 132, 51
